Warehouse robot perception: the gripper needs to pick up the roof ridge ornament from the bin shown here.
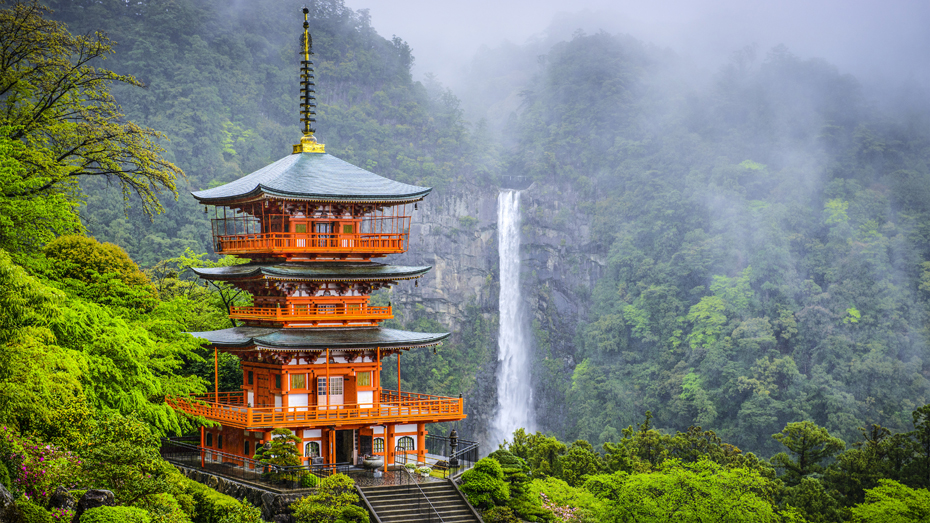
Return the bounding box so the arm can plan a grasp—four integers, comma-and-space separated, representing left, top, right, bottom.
294, 7, 325, 154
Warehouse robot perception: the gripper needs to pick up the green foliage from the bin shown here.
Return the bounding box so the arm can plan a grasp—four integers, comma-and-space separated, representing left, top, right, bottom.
460, 458, 510, 510
849, 479, 930, 522
771, 421, 845, 484
591, 459, 793, 523
0, 1, 181, 227
252, 428, 302, 479
0, 248, 206, 441
79, 414, 174, 506
0, 126, 81, 255
216, 500, 264, 523
481, 506, 519, 523
291, 474, 365, 523
178, 475, 244, 523
43, 235, 158, 311
14, 498, 54, 523
80, 506, 152, 523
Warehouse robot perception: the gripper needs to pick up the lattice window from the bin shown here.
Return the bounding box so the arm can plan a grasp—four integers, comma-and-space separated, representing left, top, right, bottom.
291, 373, 306, 389
305, 441, 321, 458
357, 372, 371, 387
398, 436, 414, 451
373, 438, 384, 453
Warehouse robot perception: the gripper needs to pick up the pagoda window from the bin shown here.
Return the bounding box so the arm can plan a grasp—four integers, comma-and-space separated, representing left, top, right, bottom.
317, 376, 344, 395
291, 373, 306, 389
275, 375, 281, 389
397, 436, 414, 451
245, 440, 250, 457
373, 438, 384, 453
206, 433, 213, 447
330, 376, 344, 395
248, 371, 253, 385
342, 224, 353, 234
218, 435, 223, 449
305, 441, 320, 458
357, 372, 370, 387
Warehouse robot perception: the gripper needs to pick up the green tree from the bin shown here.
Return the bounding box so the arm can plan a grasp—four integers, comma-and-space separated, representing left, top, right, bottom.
771, 421, 845, 484
594, 459, 800, 523
560, 440, 603, 487
80, 414, 175, 506
849, 479, 930, 522
0, 1, 181, 218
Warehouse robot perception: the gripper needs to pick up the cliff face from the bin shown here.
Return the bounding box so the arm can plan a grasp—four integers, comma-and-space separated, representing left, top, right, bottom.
389, 182, 605, 444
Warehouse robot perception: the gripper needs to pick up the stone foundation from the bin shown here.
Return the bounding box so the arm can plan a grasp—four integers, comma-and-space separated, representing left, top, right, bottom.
172, 464, 307, 522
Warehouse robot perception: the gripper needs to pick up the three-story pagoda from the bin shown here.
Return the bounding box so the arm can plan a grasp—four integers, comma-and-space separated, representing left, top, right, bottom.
168, 9, 465, 468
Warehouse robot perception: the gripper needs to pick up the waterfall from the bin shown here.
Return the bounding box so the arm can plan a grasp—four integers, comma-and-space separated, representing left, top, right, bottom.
492, 190, 535, 446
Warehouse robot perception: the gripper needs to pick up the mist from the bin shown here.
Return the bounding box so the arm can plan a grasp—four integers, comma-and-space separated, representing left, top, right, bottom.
346, 0, 930, 95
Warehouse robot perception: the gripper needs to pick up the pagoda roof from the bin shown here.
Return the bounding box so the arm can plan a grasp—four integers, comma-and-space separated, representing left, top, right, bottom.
189, 327, 449, 351
191, 262, 430, 282
191, 152, 431, 204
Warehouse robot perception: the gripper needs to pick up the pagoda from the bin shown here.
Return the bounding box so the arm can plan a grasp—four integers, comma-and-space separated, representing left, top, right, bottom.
168, 9, 465, 468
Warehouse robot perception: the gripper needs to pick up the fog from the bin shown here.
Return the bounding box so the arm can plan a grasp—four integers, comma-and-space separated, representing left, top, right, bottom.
344, 0, 930, 97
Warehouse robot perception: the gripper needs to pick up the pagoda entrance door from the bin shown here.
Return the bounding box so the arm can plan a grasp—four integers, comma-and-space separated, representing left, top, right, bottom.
335, 429, 354, 463
256, 373, 272, 407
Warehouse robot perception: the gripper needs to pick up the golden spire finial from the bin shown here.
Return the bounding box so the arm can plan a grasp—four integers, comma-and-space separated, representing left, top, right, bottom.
294, 6, 325, 154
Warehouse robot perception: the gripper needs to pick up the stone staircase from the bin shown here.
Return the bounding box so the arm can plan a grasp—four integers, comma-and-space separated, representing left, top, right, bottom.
358, 481, 481, 523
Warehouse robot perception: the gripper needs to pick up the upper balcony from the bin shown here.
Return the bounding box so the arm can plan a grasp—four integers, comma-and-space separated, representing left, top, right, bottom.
167, 390, 465, 429
214, 232, 407, 259
210, 207, 412, 259
230, 301, 393, 328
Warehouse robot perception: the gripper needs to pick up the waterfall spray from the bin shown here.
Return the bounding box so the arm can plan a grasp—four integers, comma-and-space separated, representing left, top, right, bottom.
492, 190, 535, 446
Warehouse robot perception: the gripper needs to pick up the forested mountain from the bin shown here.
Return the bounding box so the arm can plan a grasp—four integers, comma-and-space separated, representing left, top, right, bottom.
498, 32, 930, 455
6, 0, 930, 520
42, 0, 930, 458
46, 0, 496, 266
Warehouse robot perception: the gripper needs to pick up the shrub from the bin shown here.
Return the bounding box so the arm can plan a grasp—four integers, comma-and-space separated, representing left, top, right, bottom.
140, 493, 192, 523
292, 474, 365, 523
0, 460, 11, 490
460, 458, 509, 509
336, 505, 368, 523
482, 506, 519, 523
79, 506, 151, 523
15, 499, 53, 523
216, 500, 264, 523
299, 474, 319, 489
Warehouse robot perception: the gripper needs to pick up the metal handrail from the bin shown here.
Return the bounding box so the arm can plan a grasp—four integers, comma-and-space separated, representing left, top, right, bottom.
397, 446, 444, 523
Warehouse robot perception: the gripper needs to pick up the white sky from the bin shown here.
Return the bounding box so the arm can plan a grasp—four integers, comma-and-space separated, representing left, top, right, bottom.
342, 0, 930, 91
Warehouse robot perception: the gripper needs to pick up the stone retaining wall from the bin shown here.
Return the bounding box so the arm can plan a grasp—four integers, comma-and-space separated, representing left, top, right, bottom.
172, 464, 308, 522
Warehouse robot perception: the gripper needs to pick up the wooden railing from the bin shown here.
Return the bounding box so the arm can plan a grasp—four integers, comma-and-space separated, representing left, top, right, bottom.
214, 232, 407, 255
167, 390, 465, 429
228, 304, 392, 324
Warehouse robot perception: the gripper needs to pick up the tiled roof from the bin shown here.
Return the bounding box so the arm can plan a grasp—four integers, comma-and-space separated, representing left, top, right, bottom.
191, 262, 431, 282
189, 327, 450, 350
191, 153, 431, 204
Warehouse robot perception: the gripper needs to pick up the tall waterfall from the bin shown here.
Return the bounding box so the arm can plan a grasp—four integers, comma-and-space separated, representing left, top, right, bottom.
492, 190, 535, 446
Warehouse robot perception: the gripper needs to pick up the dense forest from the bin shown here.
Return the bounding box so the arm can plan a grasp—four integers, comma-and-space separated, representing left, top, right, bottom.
3, 0, 930, 521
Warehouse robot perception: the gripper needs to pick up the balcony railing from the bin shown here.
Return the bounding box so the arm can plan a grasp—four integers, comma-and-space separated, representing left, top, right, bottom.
229, 304, 392, 326
214, 232, 407, 256
168, 390, 465, 429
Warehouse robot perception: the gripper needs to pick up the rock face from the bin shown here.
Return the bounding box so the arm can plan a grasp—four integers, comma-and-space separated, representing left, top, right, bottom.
391, 182, 602, 444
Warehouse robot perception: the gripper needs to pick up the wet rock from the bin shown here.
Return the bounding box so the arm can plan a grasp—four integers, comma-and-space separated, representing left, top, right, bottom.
73, 490, 115, 523
48, 487, 75, 512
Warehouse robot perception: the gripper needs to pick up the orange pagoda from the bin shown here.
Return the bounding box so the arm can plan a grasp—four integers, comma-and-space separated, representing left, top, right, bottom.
168, 9, 465, 468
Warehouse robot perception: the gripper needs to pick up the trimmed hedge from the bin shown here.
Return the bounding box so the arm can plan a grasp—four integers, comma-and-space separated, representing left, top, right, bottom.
15, 499, 53, 523
80, 506, 151, 523
169, 472, 253, 523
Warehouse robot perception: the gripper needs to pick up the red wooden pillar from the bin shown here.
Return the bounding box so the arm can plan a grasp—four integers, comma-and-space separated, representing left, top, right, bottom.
329, 427, 336, 464
417, 422, 426, 463
200, 426, 205, 468
385, 423, 395, 468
